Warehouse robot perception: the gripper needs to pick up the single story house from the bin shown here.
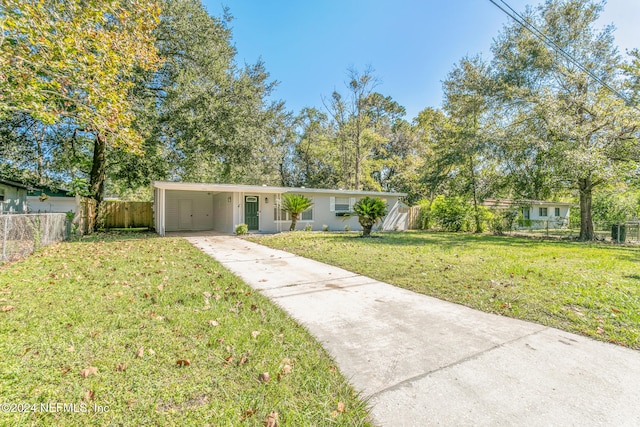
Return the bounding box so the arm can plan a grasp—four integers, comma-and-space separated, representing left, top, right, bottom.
152, 181, 408, 235
27, 187, 77, 213
483, 198, 573, 228
0, 178, 29, 214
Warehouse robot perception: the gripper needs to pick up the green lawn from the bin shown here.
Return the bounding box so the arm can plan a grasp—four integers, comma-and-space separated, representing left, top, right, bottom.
249, 231, 640, 350
0, 233, 371, 426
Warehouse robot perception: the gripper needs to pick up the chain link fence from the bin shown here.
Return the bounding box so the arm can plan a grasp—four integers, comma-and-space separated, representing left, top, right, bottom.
0, 213, 70, 263
513, 219, 640, 242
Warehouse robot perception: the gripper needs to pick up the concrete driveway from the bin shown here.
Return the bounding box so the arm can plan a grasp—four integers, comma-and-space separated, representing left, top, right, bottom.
183, 234, 640, 426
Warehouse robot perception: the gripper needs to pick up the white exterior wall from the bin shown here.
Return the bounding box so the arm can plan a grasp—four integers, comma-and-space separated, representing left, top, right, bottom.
156, 184, 407, 234
212, 192, 234, 232
27, 196, 76, 213
0, 184, 27, 213
263, 192, 403, 232
165, 190, 215, 231
522, 204, 571, 229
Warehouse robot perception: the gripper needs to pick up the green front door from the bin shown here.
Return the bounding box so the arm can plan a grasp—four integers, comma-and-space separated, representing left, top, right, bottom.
244, 196, 259, 231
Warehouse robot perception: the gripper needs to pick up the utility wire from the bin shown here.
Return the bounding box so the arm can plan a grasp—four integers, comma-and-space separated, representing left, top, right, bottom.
488, 0, 636, 108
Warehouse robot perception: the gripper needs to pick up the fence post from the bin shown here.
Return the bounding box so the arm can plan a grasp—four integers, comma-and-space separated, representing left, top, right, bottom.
1, 215, 7, 262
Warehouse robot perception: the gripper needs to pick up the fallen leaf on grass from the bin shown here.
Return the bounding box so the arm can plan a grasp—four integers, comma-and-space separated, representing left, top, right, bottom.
251, 330, 260, 339
148, 348, 156, 356
238, 352, 249, 366
258, 372, 270, 383
337, 401, 345, 413
84, 390, 95, 401
611, 307, 622, 313
116, 363, 127, 372
1, 306, 15, 312
80, 366, 98, 378
136, 347, 144, 358
176, 359, 191, 367
208, 320, 219, 327
240, 408, 255, 421
264, 411, 278, 427
596, 326, 605, 335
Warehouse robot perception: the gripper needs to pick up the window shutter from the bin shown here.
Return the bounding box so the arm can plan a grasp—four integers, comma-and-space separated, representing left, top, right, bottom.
330, 197, 335, 212
349, 197, 356, 211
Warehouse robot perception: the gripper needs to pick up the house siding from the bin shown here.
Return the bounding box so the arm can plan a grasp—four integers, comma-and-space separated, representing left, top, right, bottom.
0, 183, 27, 213
165, 190, 215, 231
27, 196, 77, 213
153, 181, 407, 235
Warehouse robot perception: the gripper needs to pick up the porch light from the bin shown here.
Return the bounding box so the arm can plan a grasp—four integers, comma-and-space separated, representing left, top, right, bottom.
265, 197, 269, 204
227, 196, 232, 203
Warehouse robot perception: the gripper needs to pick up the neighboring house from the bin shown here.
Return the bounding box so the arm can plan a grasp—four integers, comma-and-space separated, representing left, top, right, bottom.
27, 187, 77, 213
0, 178, 29, 214
483, 198, 573, 229
152, 181, 408, 235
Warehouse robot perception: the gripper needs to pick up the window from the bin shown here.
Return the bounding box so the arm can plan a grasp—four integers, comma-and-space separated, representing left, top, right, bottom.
539, 207, 548, 217
555, 207, 560, 217
523, 208, 530, 219
274, 199, 313, 221
334, 197, 350, 212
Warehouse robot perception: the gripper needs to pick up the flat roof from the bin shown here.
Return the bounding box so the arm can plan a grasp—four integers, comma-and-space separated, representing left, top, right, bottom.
152, 181, 406, 197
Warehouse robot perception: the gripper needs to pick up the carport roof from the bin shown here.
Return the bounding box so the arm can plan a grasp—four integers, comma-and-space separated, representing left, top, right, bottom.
152, 181, 406, 197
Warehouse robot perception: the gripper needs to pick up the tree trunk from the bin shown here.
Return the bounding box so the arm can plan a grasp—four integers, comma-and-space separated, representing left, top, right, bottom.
362, 225, 372, 237
89, 132, 107, 231
578, 177, 595, 241
289, 213, 299, 232
469, 154, 481, 233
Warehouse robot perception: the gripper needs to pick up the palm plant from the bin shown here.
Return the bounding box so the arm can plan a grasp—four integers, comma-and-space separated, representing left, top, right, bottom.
353, 196, 387, 237
281, 193, 313, 231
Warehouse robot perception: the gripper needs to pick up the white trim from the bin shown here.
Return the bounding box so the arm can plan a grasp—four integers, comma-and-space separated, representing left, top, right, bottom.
152, 181, 406, 197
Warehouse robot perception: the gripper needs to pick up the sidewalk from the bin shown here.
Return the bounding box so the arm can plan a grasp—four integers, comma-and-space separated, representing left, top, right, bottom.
184, 234, 640, 426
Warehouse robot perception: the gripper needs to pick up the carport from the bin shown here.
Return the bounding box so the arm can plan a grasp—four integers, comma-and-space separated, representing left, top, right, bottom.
152, 181, 287, 236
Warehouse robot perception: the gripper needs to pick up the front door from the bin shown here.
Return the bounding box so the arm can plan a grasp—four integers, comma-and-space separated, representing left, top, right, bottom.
244, 196, 259, 231
178, 199, 193, 230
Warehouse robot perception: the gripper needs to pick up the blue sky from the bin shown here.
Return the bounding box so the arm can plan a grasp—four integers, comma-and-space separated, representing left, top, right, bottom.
201, 0, 639, 121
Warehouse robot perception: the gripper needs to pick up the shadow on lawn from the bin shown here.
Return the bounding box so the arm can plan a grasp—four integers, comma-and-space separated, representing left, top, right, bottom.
359, 231, 548, 249
68, 230, 159, 244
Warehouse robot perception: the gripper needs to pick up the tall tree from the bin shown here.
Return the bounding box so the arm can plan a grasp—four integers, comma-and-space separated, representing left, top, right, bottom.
324, 67, 380, 190
441, 56, 496, 231
115, 0, 286, 189
490, 0, 639, 240
1, 0, 161, 219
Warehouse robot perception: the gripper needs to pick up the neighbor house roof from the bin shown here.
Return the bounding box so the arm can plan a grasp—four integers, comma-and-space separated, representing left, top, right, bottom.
0, 178, 30, 190
482, 198, 574, 209
27, 187, 74, 198
152, 181, 407, 197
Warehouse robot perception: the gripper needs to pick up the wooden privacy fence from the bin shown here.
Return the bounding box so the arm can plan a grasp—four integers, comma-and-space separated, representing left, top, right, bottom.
78, 199, 153, 233
103, 201, 153, 229
408, 205, 421, 230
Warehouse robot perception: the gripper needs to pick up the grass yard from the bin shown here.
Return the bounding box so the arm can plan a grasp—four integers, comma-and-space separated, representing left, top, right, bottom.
248, 231, 640, 350
0, 233, 371, 426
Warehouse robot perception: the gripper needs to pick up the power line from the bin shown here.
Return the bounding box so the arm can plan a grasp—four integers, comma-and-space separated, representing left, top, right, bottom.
488, 0, 636, 108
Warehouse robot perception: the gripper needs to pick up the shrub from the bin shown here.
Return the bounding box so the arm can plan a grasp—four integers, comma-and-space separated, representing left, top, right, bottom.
353, 196, 388, 237
416, 199, 431, 230
281, 193, 313, 231
322, 224, 329, 232
235, 223, 248, 235
430, 195, 472, 232
304, 223, 312, 232
344, 225, 350, 232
